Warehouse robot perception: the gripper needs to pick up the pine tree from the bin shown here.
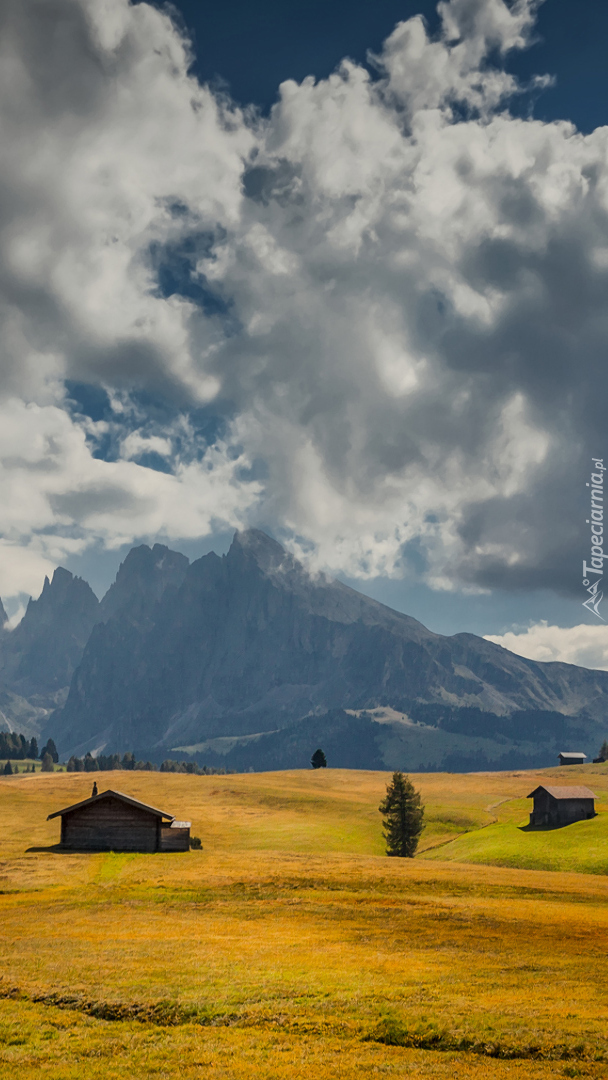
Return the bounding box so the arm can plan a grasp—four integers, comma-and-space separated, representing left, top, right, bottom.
3, 760, 13, 776
379, 772, 424, 858
599, 740, 608, 762
29, 737, 38, 760
43, 738, 59, 764
311, 748, 327, 769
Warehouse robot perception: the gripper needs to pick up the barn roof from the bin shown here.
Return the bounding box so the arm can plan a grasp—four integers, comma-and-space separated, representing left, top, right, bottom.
558, 752, 587, 759
47, 789, 176, 821
527, 785, 596, 801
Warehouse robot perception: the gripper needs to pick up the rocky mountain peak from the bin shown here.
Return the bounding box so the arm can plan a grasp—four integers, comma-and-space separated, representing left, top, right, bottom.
226, 530, 321, 595
228, 528, 293, 569
99, 542, 189, 622
22, 568, 99, 630
0, 567, 100, 699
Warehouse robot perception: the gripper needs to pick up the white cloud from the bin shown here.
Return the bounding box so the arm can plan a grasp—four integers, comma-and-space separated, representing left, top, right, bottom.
120, 432, 172, 460
0, 541, 59, 603
0, 397, 260, 596
376, 0, 544, 117
0, 0, 606, 600
485, 621, 608, 672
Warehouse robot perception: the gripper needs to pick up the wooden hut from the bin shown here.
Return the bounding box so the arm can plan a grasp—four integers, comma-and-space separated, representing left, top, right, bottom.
48, 789, 191, 852
527, 784, 596, 827
558, 752, 587, 766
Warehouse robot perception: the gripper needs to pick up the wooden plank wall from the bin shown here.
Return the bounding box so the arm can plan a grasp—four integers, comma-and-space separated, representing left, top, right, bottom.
62, 798, 159, 852
160, 825, 190, 852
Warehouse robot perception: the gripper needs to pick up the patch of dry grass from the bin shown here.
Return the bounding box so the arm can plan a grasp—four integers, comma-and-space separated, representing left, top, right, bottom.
6, 996, 601, 1080
1, 767, 608, 1077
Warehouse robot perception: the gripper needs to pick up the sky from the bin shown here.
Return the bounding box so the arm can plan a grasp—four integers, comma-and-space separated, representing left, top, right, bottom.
2, 0, 608, 668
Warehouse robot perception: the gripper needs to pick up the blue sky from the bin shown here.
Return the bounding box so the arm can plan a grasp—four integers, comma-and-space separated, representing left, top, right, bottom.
169, 0, 608, 132
2, 0, 608, 669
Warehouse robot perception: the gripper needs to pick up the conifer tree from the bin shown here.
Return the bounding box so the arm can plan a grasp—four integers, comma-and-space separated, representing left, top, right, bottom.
311, 748, 327, 769
40, 739, 58, 763
379, 772, 424, 857
29, 737, 38, 760
3, 760, 12, 776
41, 753, 54, 773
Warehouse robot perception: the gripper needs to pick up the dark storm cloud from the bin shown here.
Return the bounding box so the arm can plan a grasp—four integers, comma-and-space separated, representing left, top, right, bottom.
0, 0, 606, 601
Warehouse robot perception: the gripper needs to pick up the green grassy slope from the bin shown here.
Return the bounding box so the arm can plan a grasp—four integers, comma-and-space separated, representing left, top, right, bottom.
420, 814, 608, 873
420, 764, 608, 873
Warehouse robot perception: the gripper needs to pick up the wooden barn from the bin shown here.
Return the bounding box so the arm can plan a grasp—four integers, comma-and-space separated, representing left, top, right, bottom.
48, 789, 191, 852
527, 784, 596, 827
558, 752, 587, 766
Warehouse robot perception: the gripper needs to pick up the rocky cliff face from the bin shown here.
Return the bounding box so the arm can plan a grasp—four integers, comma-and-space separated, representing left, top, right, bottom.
0, 568, 100, 733
97, 543, 189, 625
47, 529, 608, 768
0, 568, 100, 695
0, 546, 190, 738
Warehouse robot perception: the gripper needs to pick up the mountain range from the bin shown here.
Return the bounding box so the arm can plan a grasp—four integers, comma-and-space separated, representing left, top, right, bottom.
1, 529, 607, 771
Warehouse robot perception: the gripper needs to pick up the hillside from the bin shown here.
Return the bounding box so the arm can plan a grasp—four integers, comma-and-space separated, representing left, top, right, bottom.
1, 767, 608, 1079
10, 761, 608, 866
419, 762, 608, 873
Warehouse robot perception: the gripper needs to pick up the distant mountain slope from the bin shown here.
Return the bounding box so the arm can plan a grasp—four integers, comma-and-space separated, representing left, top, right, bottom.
48, 530, 608, 767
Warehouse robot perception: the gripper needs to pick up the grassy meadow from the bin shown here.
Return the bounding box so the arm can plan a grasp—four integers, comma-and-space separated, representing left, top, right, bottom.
1, 765, 608, 1077
0, 758, 64, 774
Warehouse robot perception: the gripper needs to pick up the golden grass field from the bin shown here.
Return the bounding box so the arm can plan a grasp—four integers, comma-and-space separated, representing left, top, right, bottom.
1, 764, 608, 1078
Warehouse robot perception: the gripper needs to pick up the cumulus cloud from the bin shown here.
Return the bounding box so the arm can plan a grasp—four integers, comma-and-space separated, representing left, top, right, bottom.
0, 397, 260, 595
0, 0, 605, 600
485, 621, 608, 672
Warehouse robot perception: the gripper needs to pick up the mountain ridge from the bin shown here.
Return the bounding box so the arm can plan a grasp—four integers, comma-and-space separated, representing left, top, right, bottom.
2, 529, 606, 769
40, 529, 608, 769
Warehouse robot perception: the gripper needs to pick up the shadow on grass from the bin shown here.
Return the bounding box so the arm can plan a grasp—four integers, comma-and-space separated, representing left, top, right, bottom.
26, 845, 165, 854
25, 845, 65, 853
518, 823, 571, 832
24, 845, 110, 854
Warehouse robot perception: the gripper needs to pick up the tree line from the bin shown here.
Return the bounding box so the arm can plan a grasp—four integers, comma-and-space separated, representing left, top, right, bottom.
0, 731, 58, 763
66, 752, 230, 775
0, 731, 37, 760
